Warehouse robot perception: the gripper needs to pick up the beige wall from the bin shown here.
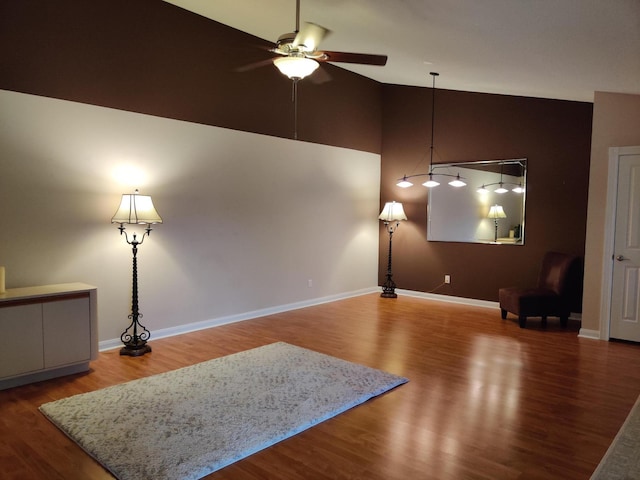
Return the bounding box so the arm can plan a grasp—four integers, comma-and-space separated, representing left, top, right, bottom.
582, 92, 640, 335
0, 90, 381, 345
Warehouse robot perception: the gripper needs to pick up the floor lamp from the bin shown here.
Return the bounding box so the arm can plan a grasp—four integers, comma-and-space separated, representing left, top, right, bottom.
379, 201, 407, 298
487, 204, 506, 243
111, 189, 163, 357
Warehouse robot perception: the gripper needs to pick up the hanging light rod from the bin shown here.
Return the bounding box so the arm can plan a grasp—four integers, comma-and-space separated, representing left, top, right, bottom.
396, 72, 466, 189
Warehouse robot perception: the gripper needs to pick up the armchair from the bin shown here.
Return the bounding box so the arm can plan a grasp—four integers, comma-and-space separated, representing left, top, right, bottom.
499, 252, 582, 328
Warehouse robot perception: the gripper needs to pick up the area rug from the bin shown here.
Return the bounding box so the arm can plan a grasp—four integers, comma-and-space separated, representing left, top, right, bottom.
590, 393, 640, 479
39, 342, 407, 480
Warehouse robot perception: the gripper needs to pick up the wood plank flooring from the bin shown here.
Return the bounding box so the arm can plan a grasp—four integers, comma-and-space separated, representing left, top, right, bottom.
2, 293, 640, 480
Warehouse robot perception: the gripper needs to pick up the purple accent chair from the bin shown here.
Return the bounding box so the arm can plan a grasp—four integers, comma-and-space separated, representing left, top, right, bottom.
499, 252, 581, 328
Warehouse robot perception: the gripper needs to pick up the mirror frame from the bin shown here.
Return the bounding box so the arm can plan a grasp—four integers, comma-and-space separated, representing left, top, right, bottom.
427, 158, 527, 245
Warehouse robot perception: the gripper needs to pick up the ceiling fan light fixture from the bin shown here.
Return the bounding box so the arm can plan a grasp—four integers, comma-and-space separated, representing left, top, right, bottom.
273, 56, 319, 80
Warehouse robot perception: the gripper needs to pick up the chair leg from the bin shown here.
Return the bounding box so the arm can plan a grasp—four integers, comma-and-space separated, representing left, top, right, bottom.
518, 315, 526, 328
560, 315, 568, 328
500, 309, 507, 319
541, 315, 547, 328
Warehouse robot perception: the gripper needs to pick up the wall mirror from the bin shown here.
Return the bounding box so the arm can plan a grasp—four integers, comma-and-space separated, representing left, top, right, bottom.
427, 158, 527, 244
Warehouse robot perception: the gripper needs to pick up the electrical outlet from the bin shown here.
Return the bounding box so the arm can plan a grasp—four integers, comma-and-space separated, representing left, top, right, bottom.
444, 274, 451, 284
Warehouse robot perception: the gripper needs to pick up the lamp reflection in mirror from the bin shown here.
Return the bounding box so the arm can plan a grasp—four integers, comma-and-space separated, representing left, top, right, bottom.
379, 201, 407, 298
111, 189, 163, 357
487, 204, 507, 243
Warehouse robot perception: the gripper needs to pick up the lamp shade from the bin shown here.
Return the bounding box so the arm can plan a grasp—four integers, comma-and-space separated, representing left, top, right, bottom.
273, 56, 319, 80
494, 183, 509, 194
487, 204, 507, 219
448, 174, 466, 188
111, 190, 163, 225
379, 201, 407, 222
397, 177, 413, 188
422, 174, 440, 187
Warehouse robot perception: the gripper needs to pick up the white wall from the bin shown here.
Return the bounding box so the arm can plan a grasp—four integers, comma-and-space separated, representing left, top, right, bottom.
0, 90, 381, 344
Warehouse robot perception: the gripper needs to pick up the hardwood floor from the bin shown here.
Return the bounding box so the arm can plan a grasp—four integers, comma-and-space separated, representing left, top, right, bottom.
2, 293, 640, 480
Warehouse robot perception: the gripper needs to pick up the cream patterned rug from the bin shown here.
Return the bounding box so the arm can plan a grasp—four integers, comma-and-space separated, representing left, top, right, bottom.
591, 393, 640, 479
40, 342, 407, 480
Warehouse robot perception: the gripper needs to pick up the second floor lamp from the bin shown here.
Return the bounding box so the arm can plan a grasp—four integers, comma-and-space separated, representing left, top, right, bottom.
379, 201, 407, 298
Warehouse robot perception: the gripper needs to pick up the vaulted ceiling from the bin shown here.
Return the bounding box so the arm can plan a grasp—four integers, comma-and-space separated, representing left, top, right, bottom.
164, 0, 639, 103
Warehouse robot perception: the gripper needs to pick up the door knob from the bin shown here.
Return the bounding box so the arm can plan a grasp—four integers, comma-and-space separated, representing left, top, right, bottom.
616, 255, 627, 261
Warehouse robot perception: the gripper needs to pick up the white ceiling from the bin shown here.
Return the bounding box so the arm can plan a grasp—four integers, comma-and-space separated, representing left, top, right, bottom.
164, 0, 640, 102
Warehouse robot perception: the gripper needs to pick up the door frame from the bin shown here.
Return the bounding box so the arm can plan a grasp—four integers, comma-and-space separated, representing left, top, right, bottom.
600, 146, 640, 340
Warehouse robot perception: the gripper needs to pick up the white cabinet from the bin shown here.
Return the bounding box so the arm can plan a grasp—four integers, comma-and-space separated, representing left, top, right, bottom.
0, 283, 97, 390
0, 303, 43, 378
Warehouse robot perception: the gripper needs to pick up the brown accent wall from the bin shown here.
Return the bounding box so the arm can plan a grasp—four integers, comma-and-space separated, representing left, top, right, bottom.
0, 0, 382, 154
380, 85, 593, 303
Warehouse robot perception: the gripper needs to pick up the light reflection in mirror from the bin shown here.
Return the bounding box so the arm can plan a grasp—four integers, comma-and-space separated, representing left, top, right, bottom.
427, 159, 527, 244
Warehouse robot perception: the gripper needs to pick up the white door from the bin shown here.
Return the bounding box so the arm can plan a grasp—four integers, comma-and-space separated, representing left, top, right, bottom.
610, 150, 640, 341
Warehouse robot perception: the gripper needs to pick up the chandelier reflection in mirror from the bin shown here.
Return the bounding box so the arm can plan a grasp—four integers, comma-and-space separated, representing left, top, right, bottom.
427, 158, 527, 245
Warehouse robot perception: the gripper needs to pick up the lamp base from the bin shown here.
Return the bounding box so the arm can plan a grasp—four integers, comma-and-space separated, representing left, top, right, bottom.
120, 340, 152, 357
380, 280, 398, 298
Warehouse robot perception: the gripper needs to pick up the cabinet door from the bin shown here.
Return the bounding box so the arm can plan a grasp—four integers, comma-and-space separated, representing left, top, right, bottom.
0, 304, 44, 377
43, 297, 91, 368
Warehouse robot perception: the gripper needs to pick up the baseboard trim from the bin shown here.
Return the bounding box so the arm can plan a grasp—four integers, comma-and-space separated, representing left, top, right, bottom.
396, 289, 499, 309
578, 328, 602, 340
100, 287, 591, 351
397, 289, 585, 325
99, 287, 379, 352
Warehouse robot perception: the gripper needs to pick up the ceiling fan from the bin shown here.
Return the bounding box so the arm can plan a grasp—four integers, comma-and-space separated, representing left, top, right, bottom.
244, 0, 387, 81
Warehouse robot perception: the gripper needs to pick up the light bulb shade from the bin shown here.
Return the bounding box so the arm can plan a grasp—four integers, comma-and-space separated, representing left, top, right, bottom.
494, 183, 508, 194
379, 201, 407, 222
512, 184, 525, 193
111, 190, 163, 224
422, 173, 440, 187
477, 185, 489, 194
397, 177, 413, 188
487, 205, 507, 219
273, 56, 319, 80
448, 174, 466, 187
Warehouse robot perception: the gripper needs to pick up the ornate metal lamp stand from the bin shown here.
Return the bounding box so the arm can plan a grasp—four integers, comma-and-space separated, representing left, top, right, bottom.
381, 221, 400, 298
378, 201, 407, 298
118, 226, 153, 356
111, 189, 163, 357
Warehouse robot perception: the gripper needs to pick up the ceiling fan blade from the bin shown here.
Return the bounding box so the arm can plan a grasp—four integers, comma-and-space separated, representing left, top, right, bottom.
293, 22, 330, 52
235, 57, 277, 73
319, 51, 387, 66
309, 66, 332, 84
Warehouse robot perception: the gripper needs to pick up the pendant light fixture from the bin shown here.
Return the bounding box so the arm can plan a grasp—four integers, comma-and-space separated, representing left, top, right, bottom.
422, 72, 441, 188
396, 72, 466, 189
